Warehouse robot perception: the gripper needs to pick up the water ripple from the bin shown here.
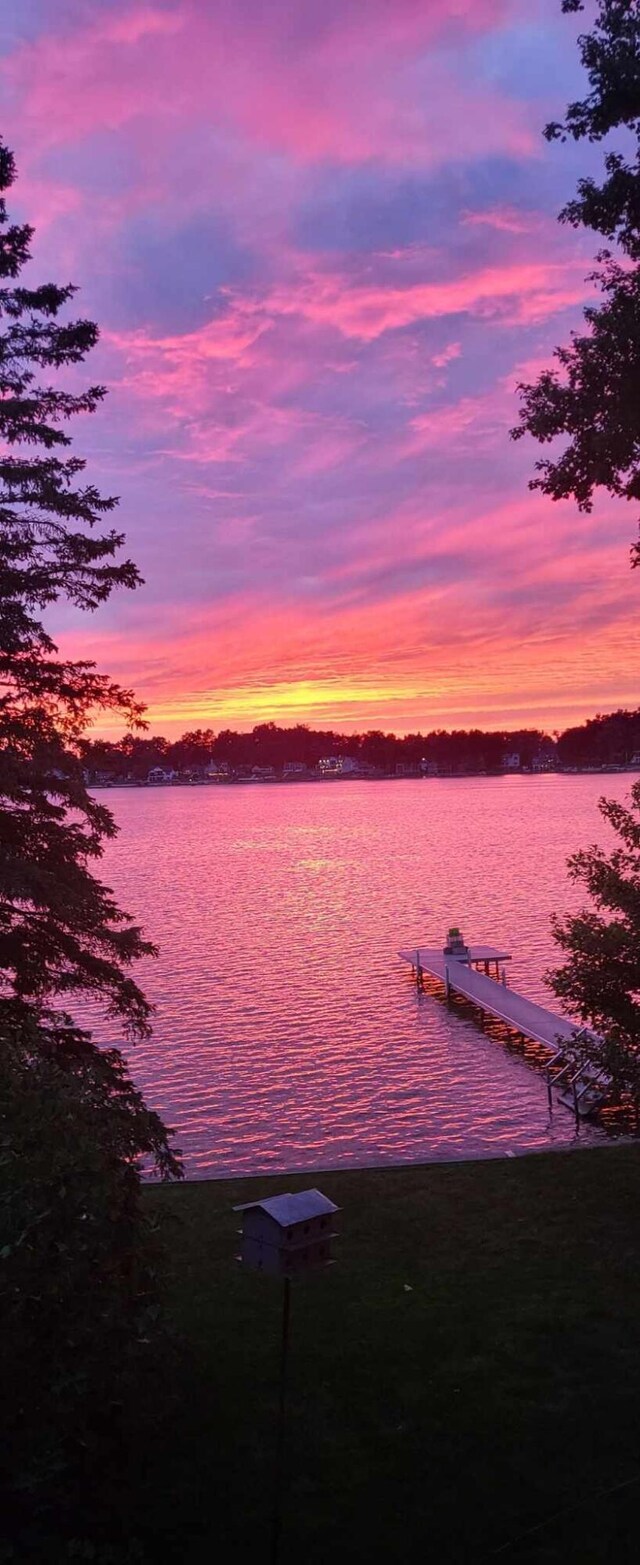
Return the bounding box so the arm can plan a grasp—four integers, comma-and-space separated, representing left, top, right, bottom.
87, 775, 628, 1176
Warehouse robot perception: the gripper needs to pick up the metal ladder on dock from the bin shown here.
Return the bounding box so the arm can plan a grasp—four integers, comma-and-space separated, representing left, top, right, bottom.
545, 1037, 609, 1121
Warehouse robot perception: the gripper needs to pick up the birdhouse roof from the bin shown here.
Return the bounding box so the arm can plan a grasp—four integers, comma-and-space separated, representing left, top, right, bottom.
234, 1188, 339, 1227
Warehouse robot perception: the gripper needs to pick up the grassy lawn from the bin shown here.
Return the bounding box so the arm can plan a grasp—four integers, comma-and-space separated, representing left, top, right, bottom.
125, 1145, 640, 1558
118, 1146, 640, 1562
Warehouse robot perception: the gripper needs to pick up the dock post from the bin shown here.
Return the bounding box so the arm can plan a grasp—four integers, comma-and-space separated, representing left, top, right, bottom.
444, 963, 450, 1000
501, 967, 507, 987
416, 948, 423, 989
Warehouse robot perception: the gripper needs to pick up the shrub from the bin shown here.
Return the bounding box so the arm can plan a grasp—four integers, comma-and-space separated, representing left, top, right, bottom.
0, 1014, 181, 1515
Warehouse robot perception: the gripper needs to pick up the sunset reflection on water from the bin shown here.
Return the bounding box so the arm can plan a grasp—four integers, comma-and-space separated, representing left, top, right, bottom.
93, 774, 630, 1177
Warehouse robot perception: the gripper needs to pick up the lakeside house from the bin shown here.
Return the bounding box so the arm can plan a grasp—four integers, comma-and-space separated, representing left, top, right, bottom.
147, 766, 178, 785
318, 756, 359, 776
83, 768, 116, 787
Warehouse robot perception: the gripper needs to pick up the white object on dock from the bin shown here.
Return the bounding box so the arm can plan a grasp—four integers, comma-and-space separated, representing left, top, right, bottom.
404, 944, 512, 980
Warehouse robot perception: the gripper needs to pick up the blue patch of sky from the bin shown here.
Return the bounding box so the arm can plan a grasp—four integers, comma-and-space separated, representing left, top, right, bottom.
4, 0, 177, 42
467, 6, 612, 196
1, 0, 53, 52
471, 12, 586, 103
294, 166, 450, 253
43, 132, 143, 201
292, 149, 588, 261
107, 211, 259, 332
38, 133, 260, 330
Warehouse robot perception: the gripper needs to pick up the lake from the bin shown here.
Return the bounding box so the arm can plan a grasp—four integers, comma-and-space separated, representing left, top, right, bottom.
95, 774, 633, 1178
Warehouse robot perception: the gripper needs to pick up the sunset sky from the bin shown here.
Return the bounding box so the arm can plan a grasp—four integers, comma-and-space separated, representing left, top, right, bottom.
3, 0, 639, 736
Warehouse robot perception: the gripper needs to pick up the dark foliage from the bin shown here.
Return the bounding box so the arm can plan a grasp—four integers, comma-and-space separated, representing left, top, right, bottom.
0, 138, 158, 1039
0, 136, 182, 1540
0, 1013, 180, 1536
557, 707, 640, 767
512, 1, 640, 562
81, 709, 640, 778
81, 720, 555, 778
550, 779, 640, 1109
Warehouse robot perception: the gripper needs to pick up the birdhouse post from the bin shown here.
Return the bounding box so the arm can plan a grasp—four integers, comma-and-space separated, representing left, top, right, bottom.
234, 1189, 339, 1564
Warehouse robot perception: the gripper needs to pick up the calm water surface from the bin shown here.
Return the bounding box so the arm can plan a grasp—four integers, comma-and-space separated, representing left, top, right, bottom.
95, 775, 633, 1177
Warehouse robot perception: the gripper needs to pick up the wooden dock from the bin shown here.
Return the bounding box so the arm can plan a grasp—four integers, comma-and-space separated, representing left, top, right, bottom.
398, 945, 607, 1118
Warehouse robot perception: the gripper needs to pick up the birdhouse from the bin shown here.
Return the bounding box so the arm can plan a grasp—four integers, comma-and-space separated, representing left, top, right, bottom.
234, 1188, 339, 1275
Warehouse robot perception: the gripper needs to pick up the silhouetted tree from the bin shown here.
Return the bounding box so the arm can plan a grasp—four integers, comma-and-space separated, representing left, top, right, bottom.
0, 139, 162, 1040
0, 132, 180, 1534
513, 1, 640, 562
0, 135, 179, 1149
82, 720, 564, 775
557, 709, 640, 767
550, 780, 640, 1115
167, 727, 215, 771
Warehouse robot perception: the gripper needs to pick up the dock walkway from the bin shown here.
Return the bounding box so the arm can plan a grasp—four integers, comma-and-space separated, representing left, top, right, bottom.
398, 946, 606, 1117
398, 948, 580, 1049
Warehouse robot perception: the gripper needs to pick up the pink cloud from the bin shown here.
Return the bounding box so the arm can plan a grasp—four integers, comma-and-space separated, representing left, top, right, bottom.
58, 522, 640, 737
102, 7, 185, 45
4, 0, 532, 175
253, 257, 590, 340
102, 254, 591, 438
432, 341, 462, 369
406, 394, 502, 454
461, 206, 543, 234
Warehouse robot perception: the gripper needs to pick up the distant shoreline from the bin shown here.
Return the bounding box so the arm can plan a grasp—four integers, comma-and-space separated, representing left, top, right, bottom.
90, 765, 640, 789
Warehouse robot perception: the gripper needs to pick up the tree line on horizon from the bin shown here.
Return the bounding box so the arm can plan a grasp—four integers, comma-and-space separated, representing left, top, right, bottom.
80, 707, 640, 778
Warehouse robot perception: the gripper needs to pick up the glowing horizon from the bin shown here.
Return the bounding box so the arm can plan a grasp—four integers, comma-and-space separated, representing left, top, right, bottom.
3, 0, 639, 737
